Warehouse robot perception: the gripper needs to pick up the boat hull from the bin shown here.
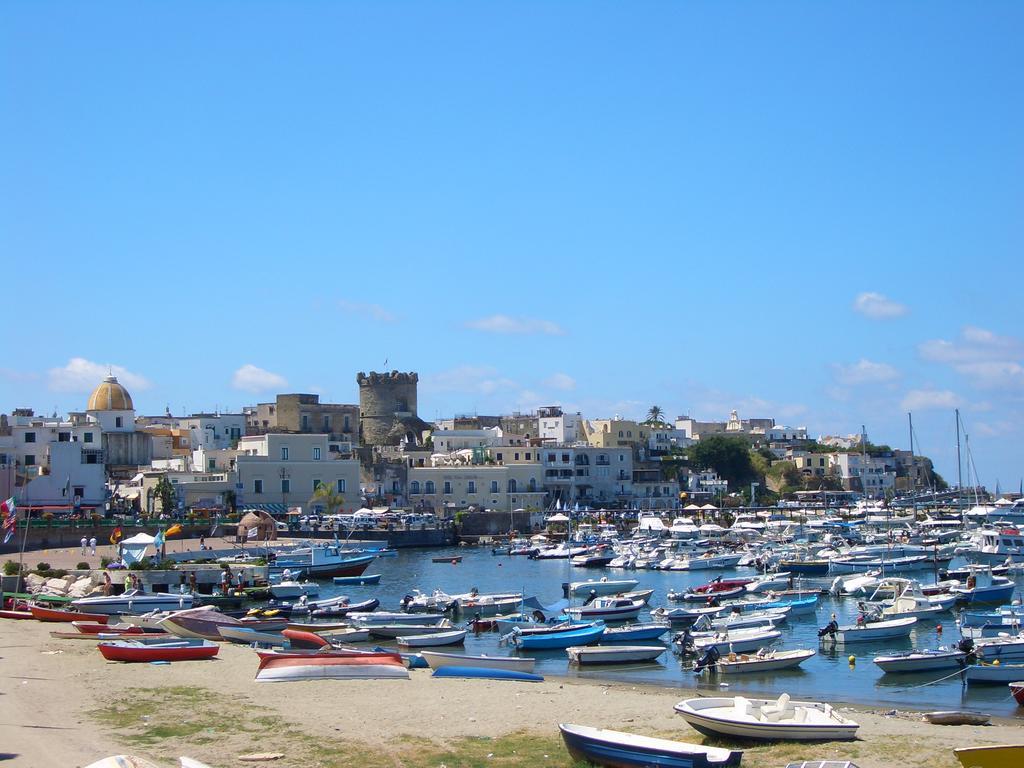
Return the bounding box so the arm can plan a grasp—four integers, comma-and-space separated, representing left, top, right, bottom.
256, 654, 409, 682
715, 650, 815, 674
513, 624, 605, 650
431, 666, 543, 682
97, 640, 219, 663
29, 605, 109, 623
873, 651, 966, 673
674, 698, 859, 742
954, 744, 1024, 768
566, 645, 665, 664
397, 629, 467, 648
559, 723, 742, 768
332, 574, 382, 585
1010, 682, 1024, 706
421, 651, 536, 672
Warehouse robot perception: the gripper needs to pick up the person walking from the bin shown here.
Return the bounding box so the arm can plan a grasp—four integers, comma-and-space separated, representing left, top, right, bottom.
80, 536, 88, 556
89, 536, 97, 556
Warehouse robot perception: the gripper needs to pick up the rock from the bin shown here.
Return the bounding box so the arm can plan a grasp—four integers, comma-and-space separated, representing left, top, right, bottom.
25, 573, 47, 593
45, 577, 70, 595
68, 577, 98, 599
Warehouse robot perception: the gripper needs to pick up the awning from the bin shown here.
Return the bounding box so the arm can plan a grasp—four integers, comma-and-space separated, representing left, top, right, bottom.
241, 504, 288, 515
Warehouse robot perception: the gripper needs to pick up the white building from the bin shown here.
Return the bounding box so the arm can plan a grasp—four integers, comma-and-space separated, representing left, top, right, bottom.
179, 414, 246, 451
408, 462, 545, 515
541, 445, 633, 506
537, 407, 582, 444
686, 469, 729, 497
766, 425, 808, 442
21, 440, 107, 512
829, 452, 895, 495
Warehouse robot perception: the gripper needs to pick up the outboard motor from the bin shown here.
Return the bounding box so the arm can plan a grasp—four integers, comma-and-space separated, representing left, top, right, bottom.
693, 645, 721, 673
400, 594, 413, 611
957, 637, 976, 664
673, 626, 694, 652
818, 618, 839, 639
584, 589, 598, 606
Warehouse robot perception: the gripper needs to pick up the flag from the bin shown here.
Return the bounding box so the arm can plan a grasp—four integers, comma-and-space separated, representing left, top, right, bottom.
246, 526, 258, 539
1, 497, 16, 545
165, 523, 183, 537
153, 530, 166, 551
110, 526, 123, 545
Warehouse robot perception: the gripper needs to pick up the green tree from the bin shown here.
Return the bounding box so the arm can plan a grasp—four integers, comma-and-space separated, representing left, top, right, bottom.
311, 481, 345, 517
154, 476, 176, 515
644, 405, 665, 424
686, 435, 757, 490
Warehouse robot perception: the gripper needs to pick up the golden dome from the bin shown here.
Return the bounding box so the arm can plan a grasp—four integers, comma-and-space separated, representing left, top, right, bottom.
87, 375, 134, 411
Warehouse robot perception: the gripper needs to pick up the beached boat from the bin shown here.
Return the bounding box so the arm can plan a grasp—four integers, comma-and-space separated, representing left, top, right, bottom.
558, 723, 742, 768
873, 649, 967, 673
819, 617, 917, 643
923, 711, 991, 726
1010, 681, 1024, 706
953, 744, 1024, 768
511, 622, 605, 650
966, 662, 1024, 685
0, 609, 34, 620
83, 757, 161, 768
420, 650, 536, 672
709, 648, 816, 674
600, 622, 669, 643
217, 625, 285, 645
255, 652, 409, 681
29, 604, 110, 623
97, 638, 220, 663
72, 589, 194, 616
332, 573, 382, 585
674, 694, 859, 741
566, 645, 665, 665
396, 628, 467, 648
431, 666, 543, 682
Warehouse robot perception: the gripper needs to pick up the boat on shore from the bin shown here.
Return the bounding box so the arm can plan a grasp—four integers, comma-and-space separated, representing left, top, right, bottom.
558, 723, 742, 768
953, 744, 1024, 768
396, 629, 467, 648
97, 638, 220, 663
421, 650, 536, 672
923, 711, 991, 725
255, 652, 409, 681
72, 589, 194, 616
674, 694, 859, 741
1011, 681, 1024, 706
29, 605, 110, 623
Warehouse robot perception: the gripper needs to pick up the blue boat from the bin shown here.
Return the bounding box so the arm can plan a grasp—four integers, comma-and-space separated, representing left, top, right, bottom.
601, 623, 670, 643
332, 574, 382, 585
745, 595, 818, 614
559, 723, 741, 768
512, 622, 605, 650
432, 666, 543, 682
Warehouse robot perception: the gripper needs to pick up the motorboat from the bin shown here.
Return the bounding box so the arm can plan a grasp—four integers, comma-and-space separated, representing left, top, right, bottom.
819, 616, 917, 644
600, 622, 669, 643
676, 627, 782, 655
674, 694, 859, 741
72, 589, 194, 616
973, 635, 1024, 663
97, 638, 219, 663
332, 573, 382, 585
349, 611, 449, 626
397, 628, 467, 648
566, 577, 639, 598
829, 554, 930, 574
952, 566, 1016, 605
698, 648, 815, 675
565, 645, 665, 665
830, 572, 881, 597
270, 546, 376, 578
650, 606, 724, 626
744, 572, 792, 593
558, 723, 741, 768
691, 610, 787, 633
953, 744, 1024, 768
268, 580, 320, 600
966, 662, 1024, 685
565, 597, 643, 622
420, 650, 536, 673
873, 648, 967, 673
671, 587, 746, 603
674, 552, 745, 570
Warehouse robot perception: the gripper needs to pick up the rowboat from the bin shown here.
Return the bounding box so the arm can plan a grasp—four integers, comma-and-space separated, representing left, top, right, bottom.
566, 645, 665, 665
255, 652, 410, 682
83, 757, 161, 768
332, 573, 381, 585
420, 650, 536, 672
710, 648, 816, 674
217, 625, 285, 645
600, 622, 669, 643
873, 649, 967, 673
29, 605, 110, 623
674, 694, 859, 741
558, 723, 742, 768
0, 609, 34, 620
953, 744, 1024, 768
369, 621, 455, 639
350, 611, 449, 626
97, 638, 220, 663
318, 628, 371, 644
396, 629, 467, 648
432, 555, 462, 563
73, 621, 151, 636
309, 598, 380, 619
431, 666, 543, 682
966, 663, 1024, 685
672, 587, 747, 603
924, 711, 991, 726
285, 620, 351, 632
650, 606, 724, 625
1011, 681, 1024, 706
512, 622, 605, 650
820, 617, 917, 643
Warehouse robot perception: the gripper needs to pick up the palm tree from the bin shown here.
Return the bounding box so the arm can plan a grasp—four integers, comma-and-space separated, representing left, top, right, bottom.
645, 405, 664, 424
311, 481, 346, 517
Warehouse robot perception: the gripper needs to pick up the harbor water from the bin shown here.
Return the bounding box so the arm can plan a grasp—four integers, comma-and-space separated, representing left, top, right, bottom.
302, 545, 1024, 718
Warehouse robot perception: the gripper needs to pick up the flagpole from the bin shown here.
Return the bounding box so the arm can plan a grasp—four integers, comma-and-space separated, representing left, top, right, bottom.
16, 471, 31, 594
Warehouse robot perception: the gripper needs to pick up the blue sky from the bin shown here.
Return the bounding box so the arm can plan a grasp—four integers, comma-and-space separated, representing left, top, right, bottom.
2, 2, 1021, 489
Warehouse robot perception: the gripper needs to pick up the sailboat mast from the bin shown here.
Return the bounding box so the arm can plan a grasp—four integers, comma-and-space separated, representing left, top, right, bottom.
955, 408, 964, 526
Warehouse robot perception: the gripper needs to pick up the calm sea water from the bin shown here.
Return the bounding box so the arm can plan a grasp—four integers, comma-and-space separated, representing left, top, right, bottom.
309, 545, 1024, 717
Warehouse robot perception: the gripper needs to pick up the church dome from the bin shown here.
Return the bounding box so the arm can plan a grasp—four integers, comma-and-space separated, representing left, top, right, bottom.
87, 375, 134, 411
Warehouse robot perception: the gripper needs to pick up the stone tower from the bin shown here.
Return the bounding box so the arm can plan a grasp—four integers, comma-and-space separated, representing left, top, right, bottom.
357, 371, 420, 446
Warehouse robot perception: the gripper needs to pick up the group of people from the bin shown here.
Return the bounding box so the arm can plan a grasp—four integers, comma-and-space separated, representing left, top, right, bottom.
79, 536, 98, 556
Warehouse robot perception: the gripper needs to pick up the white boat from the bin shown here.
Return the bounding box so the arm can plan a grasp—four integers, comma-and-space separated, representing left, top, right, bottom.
713, 648, 816, 674
744, 572, 792, 593
965, 662, 1024, 684
674, 694, 859, 741
217, 625, 285, 646
566, 597, 643, 622
566, 644, 665, 664
420, 650, 536, 672
350, 611, 449, 626
873, 649, 967, 673
72, 589, 195, 616
396, 628, 468, 648
567, 577, 639, 598
678, 627, 782, 655
861, 579, 953, 621
693, 610, 788, 632
974, 635, 1024, 663
821, 617, 917, 643
368, 621, 454, 639
268, 580, 320, 599
830, 572, 881, 597
675, 552, 744, 570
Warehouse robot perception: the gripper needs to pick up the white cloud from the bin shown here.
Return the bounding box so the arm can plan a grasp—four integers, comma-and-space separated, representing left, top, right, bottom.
852, 292, 908, 319
48, 357, 152, 392
900, 388, 962, 411
919, 326, 1024, 390
336, 299, 397, 323
421, 365, 518, 396
465, 314, 565, 336
231, 364, 288, 393
543, 372, 576, 391
832, 359, 900, 386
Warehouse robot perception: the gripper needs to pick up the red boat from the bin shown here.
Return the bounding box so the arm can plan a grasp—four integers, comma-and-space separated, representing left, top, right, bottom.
30, 605, 109, 623
97, 639, 220, 662
693, 578, 754, 594
0, 609, 34, 620
72, 621, 150, 636
1011, 681, 1024, 707
255, 652, 408, 681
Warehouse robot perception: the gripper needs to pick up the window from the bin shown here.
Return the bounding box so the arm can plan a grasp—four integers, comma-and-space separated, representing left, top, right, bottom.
562, 453, 570, 463
24, 454, 36, 466
410, 480, 421, 494
281, 446, 289, 460
281, 479, 290, 494
425, 480, 435, 494
254, 479, 263, 494
58, 432, 71, 442
343, 415, 350, 432
514, 453, 520, 461
301, 414, 309, 430
618, 431, 623, 438
24, 432, 36, 443
84, 432, 94, 443
467, 481, 476, 494
490, 480, 499, 493
547, 453, 556, 463
313, 447, 321, 460
627, 431, 632, 438
525, 452, 531, 460
507, 479, 517, 493
208, 459, 216, 471
73, 486, 84, 499
85, 454, 98, 464
496, 453, 503, 462
115, 417, 123, 428
322, 415, 330, 431
443, 481, 452, 495
336, 479, 346, 493
528, 478, 537, 492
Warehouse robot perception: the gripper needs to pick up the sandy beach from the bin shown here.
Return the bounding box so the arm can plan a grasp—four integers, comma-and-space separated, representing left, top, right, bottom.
1, 618, 1021, 768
